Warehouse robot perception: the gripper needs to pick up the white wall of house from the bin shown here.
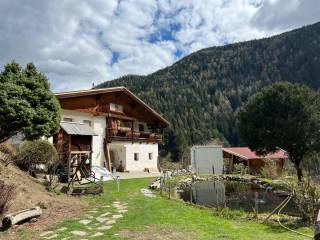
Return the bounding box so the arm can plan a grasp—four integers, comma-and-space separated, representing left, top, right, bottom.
61, 109, 106, 166
110, 142, 159, 172
60, 109, 159, 172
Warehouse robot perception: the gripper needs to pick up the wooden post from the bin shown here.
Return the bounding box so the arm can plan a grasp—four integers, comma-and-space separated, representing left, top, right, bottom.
160, 177, 163, 196
254, 192, 259, 218
190, 187, 193, 203
115, 176, 120, 192
131, 120, 134, 143
168, 182, 171, 199
315, 210, 320, 240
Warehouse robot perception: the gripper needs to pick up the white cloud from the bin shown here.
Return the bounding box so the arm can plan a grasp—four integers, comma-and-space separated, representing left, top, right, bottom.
252, 0, 320, 31
0, 0, 318, 92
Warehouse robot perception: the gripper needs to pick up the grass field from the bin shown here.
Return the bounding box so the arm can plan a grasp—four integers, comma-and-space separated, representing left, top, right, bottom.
37, 177, 313, 240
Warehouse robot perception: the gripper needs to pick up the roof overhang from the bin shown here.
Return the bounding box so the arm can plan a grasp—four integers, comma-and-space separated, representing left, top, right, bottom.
60, 121, 97, 136
55, 87, 169, 127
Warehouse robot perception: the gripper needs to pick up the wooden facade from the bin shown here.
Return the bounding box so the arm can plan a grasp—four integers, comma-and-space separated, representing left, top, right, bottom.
222, 147, 287, 175
53, 87, 169, 176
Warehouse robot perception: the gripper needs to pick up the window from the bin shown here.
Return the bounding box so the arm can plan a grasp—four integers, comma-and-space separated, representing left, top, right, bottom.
139, 123, 144, 132
134, 153, 139, 161
83, 120, 92, 126
110, 103, 124, 113
63, 117, 73, 122
148, 153, 153, 160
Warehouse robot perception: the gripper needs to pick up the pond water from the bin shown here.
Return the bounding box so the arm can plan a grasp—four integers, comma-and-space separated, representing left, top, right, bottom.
179, 180, 299, 215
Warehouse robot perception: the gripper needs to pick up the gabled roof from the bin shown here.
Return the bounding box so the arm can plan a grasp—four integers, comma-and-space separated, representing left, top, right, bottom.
222, 147, 287, 160
60, 121, 97, 136
55, 86, 169, 127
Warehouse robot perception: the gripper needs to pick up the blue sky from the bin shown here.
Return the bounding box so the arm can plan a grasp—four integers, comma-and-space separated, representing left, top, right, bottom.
0, 0, 319, 92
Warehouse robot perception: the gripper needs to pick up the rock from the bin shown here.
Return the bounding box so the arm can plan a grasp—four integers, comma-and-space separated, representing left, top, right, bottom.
98, 225, 112, 230
37, 201, 48, 209
79, 219, 91, 225
112, 214, 123, 219
71, 230, 87, 236
106, 220, 116, 225
96, 217, 109, 223
44, 234, 58, 239
92, 232, 103, 237
56, 227, 67, 232
40, 231, 54, 237
29, 217, 38, 223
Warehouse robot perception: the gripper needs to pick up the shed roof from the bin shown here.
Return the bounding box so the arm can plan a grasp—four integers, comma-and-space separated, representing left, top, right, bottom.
222, 147, 287, 160
60, 121, 97, 136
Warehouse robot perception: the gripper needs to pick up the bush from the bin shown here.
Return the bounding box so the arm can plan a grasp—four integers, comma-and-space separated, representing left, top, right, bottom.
0, 180, 15, 216
260, 160, 279, 179
288, 176, 320, 223
0, 143, 16, 166
233, 163, 249, 175
15, 140, 58, 171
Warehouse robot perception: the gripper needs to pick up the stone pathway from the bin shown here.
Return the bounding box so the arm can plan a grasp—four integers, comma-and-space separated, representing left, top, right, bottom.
40, 201, 128, 239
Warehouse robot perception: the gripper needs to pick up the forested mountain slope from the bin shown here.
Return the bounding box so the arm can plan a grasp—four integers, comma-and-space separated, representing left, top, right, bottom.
97, 22, 320, 146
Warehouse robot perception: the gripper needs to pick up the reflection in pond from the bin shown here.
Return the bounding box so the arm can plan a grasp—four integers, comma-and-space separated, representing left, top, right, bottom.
179, 180, 298, 216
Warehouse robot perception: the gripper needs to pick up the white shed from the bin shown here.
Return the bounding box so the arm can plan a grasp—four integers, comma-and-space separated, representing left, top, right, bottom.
191, 145, 223, 174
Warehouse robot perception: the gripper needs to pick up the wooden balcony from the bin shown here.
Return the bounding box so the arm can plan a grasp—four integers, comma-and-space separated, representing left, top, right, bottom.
106, 127, 163, 143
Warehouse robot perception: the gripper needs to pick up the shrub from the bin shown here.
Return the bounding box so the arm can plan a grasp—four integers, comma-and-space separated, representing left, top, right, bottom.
260, 160, 279, 179
0, 143, 16, 166
233, 163, 249, 175
288, 176, 320, 223
15, 140, 58, 171
0, 180, 15, 216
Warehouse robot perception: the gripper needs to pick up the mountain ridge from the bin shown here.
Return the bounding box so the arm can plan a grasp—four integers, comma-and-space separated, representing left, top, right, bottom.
97, 21, 320, 146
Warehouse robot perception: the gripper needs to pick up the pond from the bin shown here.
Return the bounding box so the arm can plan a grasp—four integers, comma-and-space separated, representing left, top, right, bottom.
179, 180, 299, 216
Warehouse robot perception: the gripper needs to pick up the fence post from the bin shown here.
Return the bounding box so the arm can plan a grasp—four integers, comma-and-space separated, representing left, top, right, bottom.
115, 176, 120, 192
168, 182, 171, 199
160, 176, 163, 196
254, 192, 259, 218
315, 210, 320, 240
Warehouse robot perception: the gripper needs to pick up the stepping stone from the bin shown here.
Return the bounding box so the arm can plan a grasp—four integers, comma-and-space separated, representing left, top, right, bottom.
98, 212, 110, 217
71, 230, 87, 236
102, 205, 110, 208
92, 232, 103, 237
44, 234, 58, 239
40, 231, 54, 237
98, 225, 112, 231
117, 209, 128, 213
87, 210, 98, 213
85, 215, 94, 219
106, 220, 116, 225
79, 219, 91, 225
113, 201, 121, 204
140, 188, 155, 197
115, 205, 126, 209
112, 214, 123, 219
96, 217, 109, 223
57, 227, 67, 232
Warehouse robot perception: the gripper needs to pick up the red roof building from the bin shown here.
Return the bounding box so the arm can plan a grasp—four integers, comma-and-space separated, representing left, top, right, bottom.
222, 147, 288, 175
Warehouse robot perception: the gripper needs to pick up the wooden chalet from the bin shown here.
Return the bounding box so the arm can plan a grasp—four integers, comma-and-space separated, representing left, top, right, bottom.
52, 87, 169, 181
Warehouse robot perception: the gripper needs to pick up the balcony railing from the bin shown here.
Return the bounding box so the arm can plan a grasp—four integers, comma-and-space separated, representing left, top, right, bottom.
106, 127, 163, 143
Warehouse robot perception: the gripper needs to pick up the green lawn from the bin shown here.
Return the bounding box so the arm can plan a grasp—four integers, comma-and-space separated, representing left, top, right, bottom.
38, 178, 312, 240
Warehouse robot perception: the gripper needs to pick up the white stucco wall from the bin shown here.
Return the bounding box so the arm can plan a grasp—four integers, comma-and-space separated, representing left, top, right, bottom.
124, 143, 159, 172
61, 109, 106, 166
